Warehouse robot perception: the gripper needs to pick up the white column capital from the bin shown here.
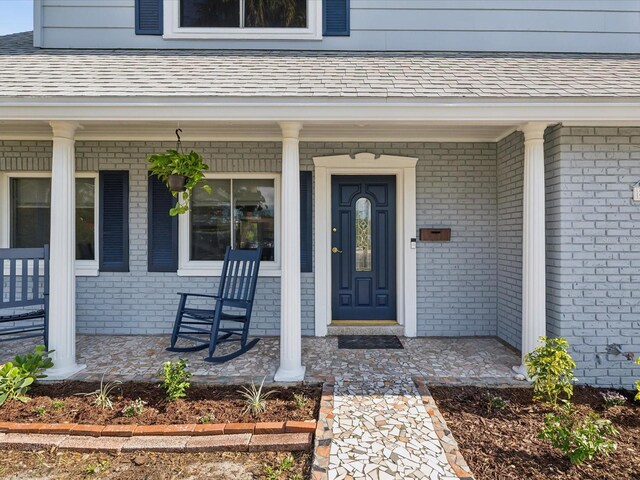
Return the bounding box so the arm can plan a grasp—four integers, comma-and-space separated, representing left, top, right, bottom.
519, 122, 549, 143
278, 122, 303, 139
49, 121, 81, 140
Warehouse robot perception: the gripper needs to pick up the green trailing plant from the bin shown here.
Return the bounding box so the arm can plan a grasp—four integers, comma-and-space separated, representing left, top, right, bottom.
121, 398, 146, 417
239, 377, 274, 417
539, 401, 618, 465
0, 345, 54, 406
147, 148, 211, 216
525, 336, 576, 405
77, 373, 121, 410
160, 359, 191, 401
600, 391, 627, 408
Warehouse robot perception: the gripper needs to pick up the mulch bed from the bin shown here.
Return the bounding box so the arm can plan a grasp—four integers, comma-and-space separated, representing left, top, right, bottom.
0, 381, 320, 425
430, 386, 640, 480
0, 449, 311, 479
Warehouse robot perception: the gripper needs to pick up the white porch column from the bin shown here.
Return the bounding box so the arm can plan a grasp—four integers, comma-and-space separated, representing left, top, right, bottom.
46, 121, 85, 380
274, 122, 306, 382
514, 122, 548, 377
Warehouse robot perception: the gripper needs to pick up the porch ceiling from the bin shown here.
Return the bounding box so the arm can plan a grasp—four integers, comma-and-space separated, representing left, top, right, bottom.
0, 120, 517, 143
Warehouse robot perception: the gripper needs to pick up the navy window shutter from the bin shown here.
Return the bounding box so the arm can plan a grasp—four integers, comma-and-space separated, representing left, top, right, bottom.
100, 171, 130, 272
323, 0, 350, 36
300, 171, 313, 273
136, 0, 163, 35
148, 175, 178, 272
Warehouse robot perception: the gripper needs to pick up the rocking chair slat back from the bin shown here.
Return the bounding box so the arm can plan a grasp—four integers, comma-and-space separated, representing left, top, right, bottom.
217, 247, 262, 309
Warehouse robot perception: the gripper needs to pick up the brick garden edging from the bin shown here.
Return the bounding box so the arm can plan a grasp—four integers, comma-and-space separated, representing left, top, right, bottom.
310, 376, 335, 480
413, 376, 475, 480
0, 420, 316, 437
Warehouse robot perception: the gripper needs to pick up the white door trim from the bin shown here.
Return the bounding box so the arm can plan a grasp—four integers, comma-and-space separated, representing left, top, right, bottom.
312, 152, 418, 337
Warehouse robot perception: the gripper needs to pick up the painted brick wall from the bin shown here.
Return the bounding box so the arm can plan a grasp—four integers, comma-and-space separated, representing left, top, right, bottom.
300, 142, 498, 337
497, 131, 524, 349
545, 127, 640, 388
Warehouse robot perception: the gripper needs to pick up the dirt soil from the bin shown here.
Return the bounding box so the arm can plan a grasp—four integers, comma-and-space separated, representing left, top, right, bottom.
0, 382, 320, 425
0, 449, 311, 479
430, 386, 640, 480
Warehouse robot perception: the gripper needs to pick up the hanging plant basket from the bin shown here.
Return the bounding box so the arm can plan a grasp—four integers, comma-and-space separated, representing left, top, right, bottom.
168, 174, 188, 192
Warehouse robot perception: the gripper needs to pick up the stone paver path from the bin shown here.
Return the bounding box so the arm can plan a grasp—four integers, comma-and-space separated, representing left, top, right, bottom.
330, 378, 458, 480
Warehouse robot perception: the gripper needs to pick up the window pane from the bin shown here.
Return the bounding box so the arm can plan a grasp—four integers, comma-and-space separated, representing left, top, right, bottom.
181, 0, 241, 27
76, 178, 95, 260
234, 179, 275, 261
245, 0, 307, 27
11, 178, 96, 261
190, 180, 232, 261
355, 197, 372, 272
10, 178, 51, 249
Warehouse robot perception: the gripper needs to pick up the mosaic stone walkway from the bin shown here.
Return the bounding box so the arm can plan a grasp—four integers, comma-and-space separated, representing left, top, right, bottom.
329, 378, 459, 480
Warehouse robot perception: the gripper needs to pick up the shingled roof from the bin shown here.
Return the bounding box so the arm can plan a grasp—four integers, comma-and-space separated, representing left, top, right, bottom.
2, 31, 640, 99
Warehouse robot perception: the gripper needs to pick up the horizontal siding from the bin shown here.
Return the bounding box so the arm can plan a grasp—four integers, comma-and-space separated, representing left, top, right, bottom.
40, 0, 640, 52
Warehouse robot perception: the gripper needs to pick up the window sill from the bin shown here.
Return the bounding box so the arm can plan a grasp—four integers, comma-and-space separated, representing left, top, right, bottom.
162, 28, 322, 41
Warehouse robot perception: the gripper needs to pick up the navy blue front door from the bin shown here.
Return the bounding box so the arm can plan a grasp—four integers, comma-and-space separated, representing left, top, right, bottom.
331, 176, 396, 321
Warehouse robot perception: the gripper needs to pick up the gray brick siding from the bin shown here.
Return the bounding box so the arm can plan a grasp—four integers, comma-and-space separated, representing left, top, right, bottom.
497, 131, 524, 350
544, 126, 640, 389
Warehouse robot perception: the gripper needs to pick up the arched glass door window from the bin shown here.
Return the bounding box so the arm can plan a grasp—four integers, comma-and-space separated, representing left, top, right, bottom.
355, 197, 372, 272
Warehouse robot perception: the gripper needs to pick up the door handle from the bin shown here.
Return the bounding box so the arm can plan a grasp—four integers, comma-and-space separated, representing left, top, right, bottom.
331, 247, 343, 254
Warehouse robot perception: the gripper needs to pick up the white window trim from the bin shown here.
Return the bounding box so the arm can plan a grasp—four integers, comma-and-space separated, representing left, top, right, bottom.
0, 171, 100, 277
178, 172, 281, 277
163, 0, 322, 40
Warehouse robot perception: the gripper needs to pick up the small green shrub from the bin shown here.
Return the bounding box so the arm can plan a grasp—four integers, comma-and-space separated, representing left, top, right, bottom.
485, 393, 507, 413
600, 391, 626, 408
78, 373, 121, 410
51, 400, 65, 411
85, 459, 109, 475
539, 401, 618, 465
239, 377, 274, 417
33, 405, 47, 417
525, 336, 576, 405
121, 398, 146, 417
14, 345, 53, 380
0, 345, 54, 407
160, 359, 191, 401
264, 453, 296, 480
293, 393, 309, 409
199, 414, 214, 424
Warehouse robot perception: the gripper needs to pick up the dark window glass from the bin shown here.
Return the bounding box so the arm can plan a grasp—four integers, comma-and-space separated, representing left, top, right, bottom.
181, 0, 241, 27
245, 0, 306, 27
10, 178, 96, 260
190, 179, 232, 261
180, 0, 306, 28
233, 179, 275, 261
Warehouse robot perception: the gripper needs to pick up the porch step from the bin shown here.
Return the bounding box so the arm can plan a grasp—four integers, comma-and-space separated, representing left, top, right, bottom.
327, 324, 405, 336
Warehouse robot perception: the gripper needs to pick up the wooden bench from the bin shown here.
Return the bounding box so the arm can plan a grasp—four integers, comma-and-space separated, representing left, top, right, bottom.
0, 246, 50, 348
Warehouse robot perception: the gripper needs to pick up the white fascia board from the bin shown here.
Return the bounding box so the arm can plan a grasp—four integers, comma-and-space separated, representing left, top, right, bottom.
1, 98, 640, 123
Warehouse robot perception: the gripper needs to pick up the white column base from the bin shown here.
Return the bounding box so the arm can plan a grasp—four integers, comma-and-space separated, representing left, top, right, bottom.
274, 365, 306, 383
45, 363, 86, 381
511, 364, 529, 382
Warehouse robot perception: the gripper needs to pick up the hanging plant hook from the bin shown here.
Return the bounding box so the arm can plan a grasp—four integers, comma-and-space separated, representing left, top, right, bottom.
175, 128, 183, 153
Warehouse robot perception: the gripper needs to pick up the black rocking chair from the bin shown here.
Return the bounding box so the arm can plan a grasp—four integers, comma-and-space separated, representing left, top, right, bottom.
167, 247, 262, 363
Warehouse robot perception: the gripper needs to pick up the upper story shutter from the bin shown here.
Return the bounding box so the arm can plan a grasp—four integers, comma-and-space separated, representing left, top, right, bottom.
148, 175, 178, 272
99, 171, 130, 272
135, 0, 163, 35
323, 0, 350, 36
300, 171, 313, 273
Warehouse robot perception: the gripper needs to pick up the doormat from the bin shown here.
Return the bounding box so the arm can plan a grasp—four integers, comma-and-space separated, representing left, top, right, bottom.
337, 335, 404, 350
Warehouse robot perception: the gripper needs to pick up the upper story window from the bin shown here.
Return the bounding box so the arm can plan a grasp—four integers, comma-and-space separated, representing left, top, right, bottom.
164, 0, 322, 40
181, 0, 307, 28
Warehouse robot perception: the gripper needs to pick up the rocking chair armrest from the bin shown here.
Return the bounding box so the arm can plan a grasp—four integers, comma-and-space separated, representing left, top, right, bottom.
176, 292, 220, 299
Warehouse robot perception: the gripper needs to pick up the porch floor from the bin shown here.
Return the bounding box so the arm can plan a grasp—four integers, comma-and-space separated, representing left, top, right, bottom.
2, 335, 521, 385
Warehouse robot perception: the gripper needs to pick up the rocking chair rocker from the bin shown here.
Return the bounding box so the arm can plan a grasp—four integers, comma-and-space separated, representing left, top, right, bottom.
167, 247, 262, 363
